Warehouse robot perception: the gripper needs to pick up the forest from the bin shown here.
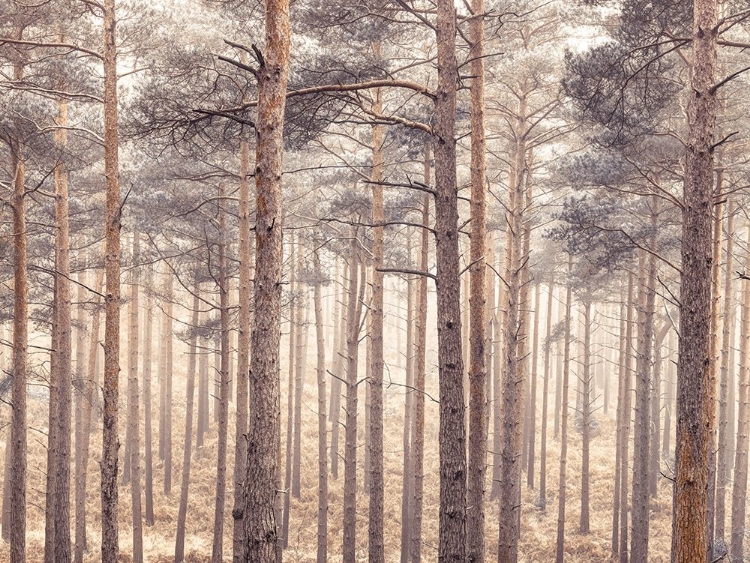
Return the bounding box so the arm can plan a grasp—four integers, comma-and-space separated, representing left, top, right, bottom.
0, 0, 747, 561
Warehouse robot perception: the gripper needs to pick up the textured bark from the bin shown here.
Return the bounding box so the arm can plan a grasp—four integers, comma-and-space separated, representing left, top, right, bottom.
580, 300, 592, 534
539, 280, 554, 510
330, 262, 348, 480
612, 294, 626, 558
527, 283, 540, 490
467, 2, 487, 560
555, 259, 573, 563
45, 218, 59, 563
632, 239, 657, 563
71, 268, 86, 547
9, 82, 28, 563
101, 0, 122, 559
74, 266, 104, 563
343, 233, 366, 563
282, 235, 296, 548
197, 305, 209, 450
410, 181, 430, 563
620, 274, 635, 563
232, 133, 252, 563
369, 82, 386, 563
143, 264, 155, 526
672, 0, 718, 560
128, 232, 143, 563
314, 254, 328, 563
400, 243, 414, 563
175, 283, 200, 563
498, 101, 528, 563
730, 226, 750, 562
244, 2, 290, 558
212, 186, 231, 563
650, 323, 670, 498
434, 1, 466, 560
292, 247, 308, 500
162, 271, 173, 495
716, 197, 735, 545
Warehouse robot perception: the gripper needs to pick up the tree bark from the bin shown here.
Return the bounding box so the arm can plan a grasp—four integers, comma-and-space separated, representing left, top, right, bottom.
620, 273, 635, 563
672, 0, 718, 560
143, 263, 155, 526
527, 283, 540, 490
314, 253, 328, 563
233, 132, 253, 563
128, 232, 143, 563
539, 280, 554, 510
580, 299, 592, 534
163, 271, 173, 495
282, 234, 296, 548
175, 281, 200, 563
292, 246, 308, 500
244, 2, 290, 558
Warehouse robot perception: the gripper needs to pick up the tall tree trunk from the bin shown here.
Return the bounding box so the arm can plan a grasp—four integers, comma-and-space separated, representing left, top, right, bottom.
498, 102, 528, 563
410, 170, 430, 563
650, 323, 670, 498
73, 268, 86, 554
143, 264, 155, 526
232, 131, 253, 563
434, 1, 466, 559
716, 197, 735, 546
282, 234, 296, 548
672, 0, 718, 560
400, 242, 414, 563
369, 81, 386, 563
163, 271, 173, 495
314, 253, 328, 563
343, 232, 366, 563
175, 281, 200, 563
612, 292, 626, 558
730, 225, 750, 562
555, 258, 573, 563
244, 2, 290, 558
620, 273, 635, 563
74, 266, 104, 563
540, 280, 554, 510
527, 283, 540, 490
9, 77, 28, 563
212, 186, 231, 563
632, 225, 658, 563
292, 249, 307, 500
580, 299, 592, 534
467, 1, 487, 560
128, 232, 143, 563
330, 262, 348, 480
101, 0, 122, 558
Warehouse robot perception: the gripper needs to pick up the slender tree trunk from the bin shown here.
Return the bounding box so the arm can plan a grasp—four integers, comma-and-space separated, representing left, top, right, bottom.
716, 197, 735, 547
434, 1, 466, 559
212, 186, 231, 563
233, 132, 253, 563
498, 103, 528, 563
527, 283, 540, 490
467, 2, 487, 560
101, 0, 122, 558
244, 3, 290, 558
314, 253, 328, 563
45, 243, 60, 563
369, 80, 386, 563
175, 281, 200, 563
128, 232, 143, 563
672, 1, 718, 560
282, 234, 296, 548
612, 292, 626, 558
580, 300, 592, 534
730, 226, 750, 562
400, 242, 414, 563
540, 280, 554, 510
620, 274, 635, 563
292, 251, 307, 500
330, 262, 348, 481
410, 171, 430, 563
343, 232, 365, 563
650, 323, 670, 498
9, 88, 28, 563
163, 271, 174, 495
555, 259, 573, 563
143, 264, 155, 526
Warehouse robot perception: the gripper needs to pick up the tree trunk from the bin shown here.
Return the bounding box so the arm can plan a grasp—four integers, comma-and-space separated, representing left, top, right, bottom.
314, 253, 328, 563
400, 242, 414, 563
244, 2, 290, 558
175, 281, 200, 563
632, 226, 658, 563
434, 1, 466, 559
672, 0, 718, 560
620, 273, 635, 563
163, 271, 173, 495
650, 323, 670, 498
143, 264, 155, 526
716, 197, 735, 547
730, 225, 750, 562
580, 299, 592, 534
101, 0, 122, 558
540, 280, 554, 510
555, 258, 573, 563
498, 102, 528, 563
282, 234, 296, 548
212, 186, 231, 563
330, 262, 348, 481
128, 232, 143, 563
232, 132, 253, 563
343, 232, 366, 563
292, 249, 308, 500
369, 81, 386, 563
527, 283, 540, 490
612, 291, 626, 558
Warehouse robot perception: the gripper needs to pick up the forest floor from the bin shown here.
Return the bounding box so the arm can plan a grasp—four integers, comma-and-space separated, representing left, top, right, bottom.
1, 364, 677, 563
